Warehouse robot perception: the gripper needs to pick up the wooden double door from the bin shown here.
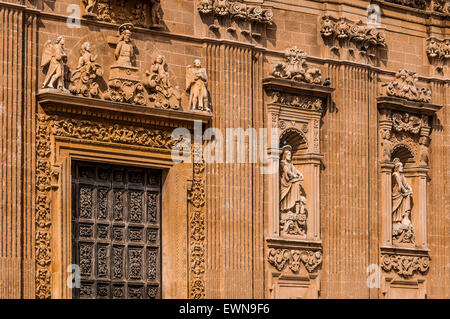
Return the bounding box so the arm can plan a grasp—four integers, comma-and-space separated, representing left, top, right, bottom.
71, 161, 162, 299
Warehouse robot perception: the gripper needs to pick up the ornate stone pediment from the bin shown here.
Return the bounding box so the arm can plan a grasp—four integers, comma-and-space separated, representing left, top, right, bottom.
381, 69, 432, 103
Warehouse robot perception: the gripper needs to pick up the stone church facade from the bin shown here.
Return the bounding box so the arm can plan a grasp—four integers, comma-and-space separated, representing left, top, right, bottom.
0, 0, 448, 299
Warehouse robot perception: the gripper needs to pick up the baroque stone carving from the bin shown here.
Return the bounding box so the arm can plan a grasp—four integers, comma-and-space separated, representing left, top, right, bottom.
188, 144, 206, 298
384, 0, 427, 10
35, 115, 52, 299
382, 69, 432, 103
69, 42, 104, 97
197, 0, 273, 24
279, 145, 307, 237
103, 23, 146, 105
392, 158, 415, 245
270, 91, 323, 112
267, 248, 322, 273
320, 16, 386, 65
426, 38, 449, 71
272, 46, 322, 84
144, 55, 181, 109
41, 36, 69, 91
186, 59, 211, 112
82, 0, 163, 28
381, 254, 430, 277
50, 116, 180, 150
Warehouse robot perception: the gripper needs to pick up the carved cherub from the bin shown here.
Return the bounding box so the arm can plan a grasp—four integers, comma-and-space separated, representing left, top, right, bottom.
426, 38, 440, 58
320, 15, 335, 38
41, 36, 68, 90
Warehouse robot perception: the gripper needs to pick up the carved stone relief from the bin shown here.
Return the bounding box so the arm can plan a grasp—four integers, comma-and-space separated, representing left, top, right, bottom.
270, 91, 323, 112
81, 0, 163, 29
320, 16, 386, 65
41, 36, 69, 91
267, 248, 322, 274
426, 37, 449, 72
187, 144, 206, 299
381, 254, 430, 277
381, 69, 432, 103
197, 0, 273, 40
272, 47, 322, 84
186, 59, 211, 112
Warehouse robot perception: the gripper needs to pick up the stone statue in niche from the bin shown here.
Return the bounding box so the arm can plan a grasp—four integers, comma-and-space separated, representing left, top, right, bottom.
144, 55, 181, 109
41, 36, 69, 91
186, 59, 210, 112
279, 145, 307, 236
392, 158, 415, 245
69, 42, 103, 97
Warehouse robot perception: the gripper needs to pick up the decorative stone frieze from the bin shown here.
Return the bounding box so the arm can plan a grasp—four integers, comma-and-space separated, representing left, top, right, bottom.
272, 47, 322, 84
267, 248, 322, 273
320, 16, 386, 65
381, 253, 430, 277
81, 0, 163, 29
198, 0, 273, 24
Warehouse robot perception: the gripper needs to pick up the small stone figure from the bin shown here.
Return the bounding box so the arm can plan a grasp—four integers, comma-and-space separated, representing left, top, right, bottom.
115, 23, 134, 67
419, 136, 429, 166
392, 158, 415, 245
69, 42, 103, 97
144, 55, 181, 109
186, 59, 210, 112
380, 129, 392, 162
41, 36, 68, 90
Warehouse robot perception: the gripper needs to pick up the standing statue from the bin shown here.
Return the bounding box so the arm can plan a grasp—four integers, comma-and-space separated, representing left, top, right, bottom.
41, 36, 68, 90
279, 145, 307, 236
186, 59, 210, 112
115, 23, 134, 67
149, 0, 162, 26
392, 158, 415, 244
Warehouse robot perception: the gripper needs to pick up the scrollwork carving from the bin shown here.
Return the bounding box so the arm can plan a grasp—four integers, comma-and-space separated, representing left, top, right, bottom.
272, 46, 322, 84
267, 248, 322, 274
270, 91, 323, 112
381, 254, 430, 277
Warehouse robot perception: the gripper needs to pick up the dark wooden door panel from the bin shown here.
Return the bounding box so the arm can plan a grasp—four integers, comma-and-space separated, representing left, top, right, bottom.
72, 162, 161, 299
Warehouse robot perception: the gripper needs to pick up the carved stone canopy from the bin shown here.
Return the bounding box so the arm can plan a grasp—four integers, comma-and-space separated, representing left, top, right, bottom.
263, 77, 334, 113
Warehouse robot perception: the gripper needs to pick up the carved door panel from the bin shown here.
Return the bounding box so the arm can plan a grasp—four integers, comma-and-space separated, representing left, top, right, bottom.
72, 162, 161, 299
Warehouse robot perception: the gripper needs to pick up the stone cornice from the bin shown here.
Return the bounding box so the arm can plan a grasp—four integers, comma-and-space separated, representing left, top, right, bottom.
37, 90, 211, 128
377, 96, 443, 115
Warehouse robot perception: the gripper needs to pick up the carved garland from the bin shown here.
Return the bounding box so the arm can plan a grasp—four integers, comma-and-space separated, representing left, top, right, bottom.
267, 248, 322, 274
381, 254, 430, 277
188, 144, 206, 299
35, 115, 52, 299
35, 114, 182, 298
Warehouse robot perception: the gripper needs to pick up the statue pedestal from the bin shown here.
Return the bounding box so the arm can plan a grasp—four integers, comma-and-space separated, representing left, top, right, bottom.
104, 64, 145, 105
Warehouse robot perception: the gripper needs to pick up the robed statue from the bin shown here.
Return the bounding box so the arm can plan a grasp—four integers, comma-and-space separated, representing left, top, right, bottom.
186, 59, 210, 112
392, 158, 415, 244
41, 36, 68, 90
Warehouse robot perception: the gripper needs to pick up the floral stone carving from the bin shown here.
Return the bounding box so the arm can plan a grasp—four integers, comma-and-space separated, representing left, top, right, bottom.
144, 55, 181, 109
426, 37, 449, 71
382, 69, 431, 103
268, 248, 322, 273
104, 23, 146, 105
69, 42, 104, 97
270, 91, 323, 112
381, 254, 429, 277
272, 47, 322, 84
